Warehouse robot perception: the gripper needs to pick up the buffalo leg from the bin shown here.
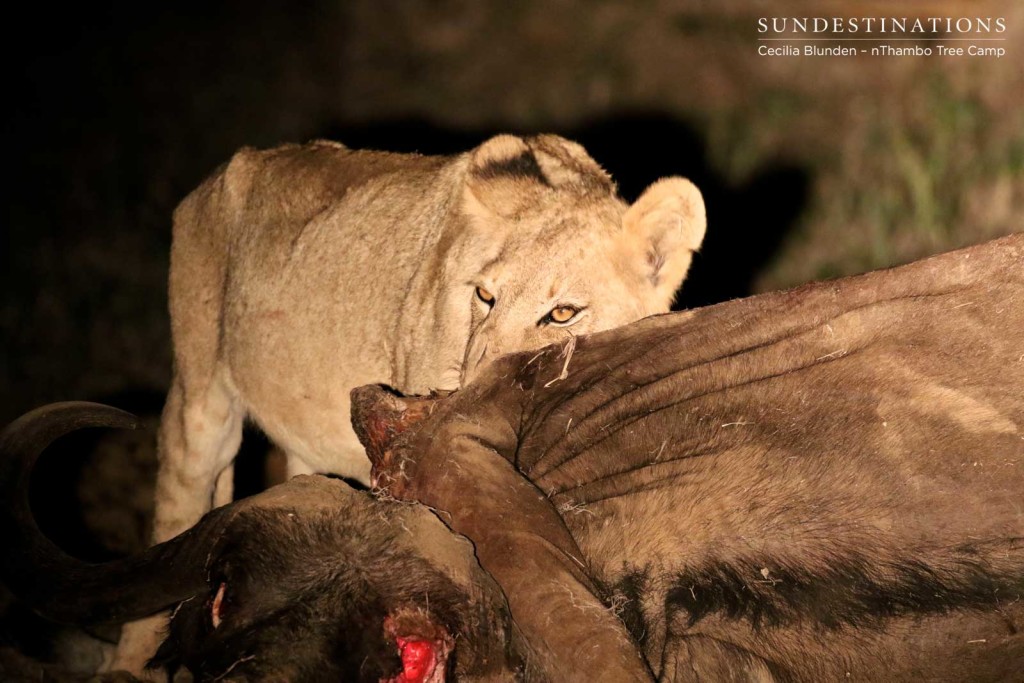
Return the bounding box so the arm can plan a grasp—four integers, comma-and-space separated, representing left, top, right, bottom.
373, 429, 653, 682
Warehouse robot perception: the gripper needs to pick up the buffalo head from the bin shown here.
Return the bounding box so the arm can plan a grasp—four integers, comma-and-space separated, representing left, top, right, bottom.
0, 402, 524, 681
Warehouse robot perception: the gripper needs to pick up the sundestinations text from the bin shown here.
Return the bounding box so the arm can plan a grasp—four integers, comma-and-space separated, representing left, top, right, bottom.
758, 17, 1006, 35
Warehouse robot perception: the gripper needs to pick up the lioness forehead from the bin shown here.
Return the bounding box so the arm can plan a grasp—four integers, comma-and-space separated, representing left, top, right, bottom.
512, 193, 622, 241
480, 237, 648, 310
482, 222, 629, 275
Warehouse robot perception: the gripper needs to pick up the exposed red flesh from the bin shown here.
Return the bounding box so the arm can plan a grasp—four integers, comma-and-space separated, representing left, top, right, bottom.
393, 637, 437, 683
381, 613, 451, 683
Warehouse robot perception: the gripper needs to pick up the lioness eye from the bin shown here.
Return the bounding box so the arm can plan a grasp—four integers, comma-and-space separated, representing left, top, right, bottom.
475, 286, 495, 306
542, 306, 581, 325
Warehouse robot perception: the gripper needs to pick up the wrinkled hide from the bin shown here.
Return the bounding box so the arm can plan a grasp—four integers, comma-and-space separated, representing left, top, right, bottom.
357, 234, 1024, 682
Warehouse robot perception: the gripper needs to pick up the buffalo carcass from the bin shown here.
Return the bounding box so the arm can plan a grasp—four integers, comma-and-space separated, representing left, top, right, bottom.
2, 236, 1021, 682
355, 233, 1024, 682
0, 404, 525, 681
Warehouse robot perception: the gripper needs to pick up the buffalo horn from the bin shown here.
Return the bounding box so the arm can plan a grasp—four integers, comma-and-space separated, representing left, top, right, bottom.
0, 402, 229, 624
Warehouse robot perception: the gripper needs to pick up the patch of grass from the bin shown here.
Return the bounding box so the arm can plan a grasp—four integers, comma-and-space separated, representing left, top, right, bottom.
753, 67, 1022, 290
703, 89, 805, 182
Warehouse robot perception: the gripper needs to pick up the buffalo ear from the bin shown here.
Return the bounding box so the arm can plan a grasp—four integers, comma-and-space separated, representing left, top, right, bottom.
623, 177, 706, 308
350, 385, 444, 469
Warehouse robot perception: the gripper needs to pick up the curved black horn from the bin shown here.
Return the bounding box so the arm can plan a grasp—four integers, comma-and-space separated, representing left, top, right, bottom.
0, 402, 228, 624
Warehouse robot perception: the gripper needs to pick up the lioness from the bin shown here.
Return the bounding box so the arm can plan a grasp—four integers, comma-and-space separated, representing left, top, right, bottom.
114, 133, 705, 672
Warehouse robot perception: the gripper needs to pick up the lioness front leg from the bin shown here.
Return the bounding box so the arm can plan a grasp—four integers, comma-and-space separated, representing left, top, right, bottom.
109, 371, 244, 674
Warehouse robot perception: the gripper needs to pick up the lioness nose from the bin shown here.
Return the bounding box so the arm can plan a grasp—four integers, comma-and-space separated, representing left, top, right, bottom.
461, 339, 488, 386
462, 337, 508, 386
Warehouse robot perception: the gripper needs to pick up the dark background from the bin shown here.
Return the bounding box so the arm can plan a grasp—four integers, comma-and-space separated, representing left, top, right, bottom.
5, 1, 1020, 430
1, 3, 1021, 666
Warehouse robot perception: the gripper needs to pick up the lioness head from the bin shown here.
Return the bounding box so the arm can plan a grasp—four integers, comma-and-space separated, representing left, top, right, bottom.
456, 134, 706, 385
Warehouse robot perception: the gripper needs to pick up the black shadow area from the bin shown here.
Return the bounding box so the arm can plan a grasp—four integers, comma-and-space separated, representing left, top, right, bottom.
23, 388, 272, 564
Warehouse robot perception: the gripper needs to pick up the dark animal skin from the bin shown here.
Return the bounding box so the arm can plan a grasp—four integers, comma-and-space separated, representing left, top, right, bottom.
354, 233, 1024, 682
0, 404, 525, 682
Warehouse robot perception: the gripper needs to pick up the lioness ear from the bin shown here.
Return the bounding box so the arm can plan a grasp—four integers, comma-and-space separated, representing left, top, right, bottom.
463, 134, 614, 220
463, 135, 546, 219
529, 134, 614, 192
623, 177, 706, 308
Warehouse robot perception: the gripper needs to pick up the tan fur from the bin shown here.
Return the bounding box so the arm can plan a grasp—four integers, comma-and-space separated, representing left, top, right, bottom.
114, 135, 705, 672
